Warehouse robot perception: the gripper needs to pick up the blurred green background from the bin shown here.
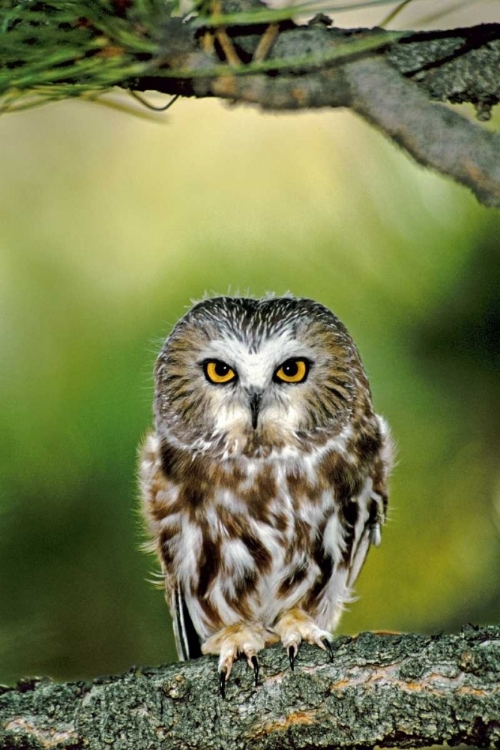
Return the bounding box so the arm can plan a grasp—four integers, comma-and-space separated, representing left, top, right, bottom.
1, 1, 499, 686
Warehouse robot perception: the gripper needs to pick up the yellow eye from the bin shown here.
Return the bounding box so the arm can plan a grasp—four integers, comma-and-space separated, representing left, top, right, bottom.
204, 360, 237, 384
274, 359, 309, 384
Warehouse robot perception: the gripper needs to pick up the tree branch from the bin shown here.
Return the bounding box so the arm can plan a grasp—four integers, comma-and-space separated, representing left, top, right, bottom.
345, 57, 500, 208
1, 626, 499, 749
2, 3, 500, 205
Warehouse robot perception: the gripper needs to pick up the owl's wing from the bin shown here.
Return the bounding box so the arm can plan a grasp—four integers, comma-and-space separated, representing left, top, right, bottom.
310, 461, 389, 632
345, 493, 384, 591
346, 415, 393, 591
140, 433, 203, 661
171, 582, 203, 660
272, 411, 392, 658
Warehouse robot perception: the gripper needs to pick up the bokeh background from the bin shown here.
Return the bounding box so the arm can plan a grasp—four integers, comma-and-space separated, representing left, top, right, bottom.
1, 0, 499, 686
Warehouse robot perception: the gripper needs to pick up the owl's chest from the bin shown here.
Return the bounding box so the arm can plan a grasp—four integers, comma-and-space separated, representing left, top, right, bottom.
171, 451, 366, 635
177, 454, 337, 590
211, 454, 329, 537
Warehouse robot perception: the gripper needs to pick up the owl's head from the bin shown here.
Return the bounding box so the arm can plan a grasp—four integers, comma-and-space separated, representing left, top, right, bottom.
154, 296, 371, 458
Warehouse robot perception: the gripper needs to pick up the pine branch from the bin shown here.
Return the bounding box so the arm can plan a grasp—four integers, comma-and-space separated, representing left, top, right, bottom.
1, 2, 500, 205
1, 626, 499, 749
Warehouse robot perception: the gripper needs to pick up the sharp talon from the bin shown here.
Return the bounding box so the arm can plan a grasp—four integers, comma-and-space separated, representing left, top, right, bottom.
219, 669, 227, 699
322, 638, 334, 662
251, 655, 259, 687
288, 645, 296, 671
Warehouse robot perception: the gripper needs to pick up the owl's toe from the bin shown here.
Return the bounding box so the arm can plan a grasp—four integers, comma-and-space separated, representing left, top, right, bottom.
275, 608, 334, 668
321, 636, 335, 661
216, 644, 239, 699
202, 623, 278, 697
218, 654, 258, 698
219, 667, 228, 699
251, 654, 260, 686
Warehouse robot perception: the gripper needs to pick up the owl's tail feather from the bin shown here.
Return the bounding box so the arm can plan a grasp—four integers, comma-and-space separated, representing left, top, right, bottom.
174, 584, 202, 660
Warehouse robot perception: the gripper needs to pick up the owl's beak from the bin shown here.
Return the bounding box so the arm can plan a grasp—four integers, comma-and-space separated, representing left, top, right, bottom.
248, 391, 262, 431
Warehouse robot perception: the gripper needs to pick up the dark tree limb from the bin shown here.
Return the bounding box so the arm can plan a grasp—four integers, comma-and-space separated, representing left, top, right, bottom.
145, 20, 500, 111
144, 19, 500, 207
1, 626, 499, 749
2, 3, 500, 205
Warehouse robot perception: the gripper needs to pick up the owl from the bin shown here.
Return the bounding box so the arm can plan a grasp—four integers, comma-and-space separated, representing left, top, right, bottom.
139, 295, 393, 696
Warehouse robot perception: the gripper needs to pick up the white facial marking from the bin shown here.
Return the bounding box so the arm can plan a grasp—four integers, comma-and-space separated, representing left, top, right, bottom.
200, 333, 316, 435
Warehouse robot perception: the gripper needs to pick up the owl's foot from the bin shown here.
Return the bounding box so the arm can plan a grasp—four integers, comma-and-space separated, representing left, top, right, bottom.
274, 609, 334, 670
202, 623, 278, 697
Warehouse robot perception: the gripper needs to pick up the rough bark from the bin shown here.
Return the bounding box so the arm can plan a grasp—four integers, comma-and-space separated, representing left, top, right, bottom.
145, 19, 500, 112
1, 625, 499, 750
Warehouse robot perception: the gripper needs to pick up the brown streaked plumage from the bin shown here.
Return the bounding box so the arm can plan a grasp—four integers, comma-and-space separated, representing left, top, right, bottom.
139, 295, 394, 696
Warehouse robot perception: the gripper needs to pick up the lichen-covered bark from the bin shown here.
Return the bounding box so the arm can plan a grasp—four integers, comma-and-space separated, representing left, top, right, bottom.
1, 626, 499, 750
144, 21, 500, 115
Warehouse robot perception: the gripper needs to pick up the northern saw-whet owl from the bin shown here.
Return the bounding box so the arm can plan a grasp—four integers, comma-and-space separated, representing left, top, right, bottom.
140, 295, 394, 696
